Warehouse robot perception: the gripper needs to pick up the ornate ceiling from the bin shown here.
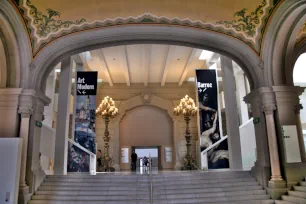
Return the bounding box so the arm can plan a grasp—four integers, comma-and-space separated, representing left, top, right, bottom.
297, 23, 306, 47
10, 0, 293, 58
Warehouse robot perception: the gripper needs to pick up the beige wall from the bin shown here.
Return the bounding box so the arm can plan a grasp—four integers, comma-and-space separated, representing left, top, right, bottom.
120, 106, 173, 170
95, 82, 199, 170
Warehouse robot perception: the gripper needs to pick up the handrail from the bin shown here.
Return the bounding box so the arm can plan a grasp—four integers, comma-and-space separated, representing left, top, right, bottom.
202, 135, 228, 154
239, 117, 254, 129
68, 138, 95, 157
149, 153, 153, 204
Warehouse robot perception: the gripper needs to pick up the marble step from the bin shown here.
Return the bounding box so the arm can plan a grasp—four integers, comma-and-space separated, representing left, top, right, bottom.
293, 186, 306, 193
40, 180, 259, 188
42, 178, 256, 185
34, 189, 267, 198
275, 200, 294, 204
38, 183, 262, 192
281, 195, 306, 204
288, 190, 306, 199
45, 175, 254, 182
31, 194, 270, 203
29, 200, 273, 204
48, 172, 251, 179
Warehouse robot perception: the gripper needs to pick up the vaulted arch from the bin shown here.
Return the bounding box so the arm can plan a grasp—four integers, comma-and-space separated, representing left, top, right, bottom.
28, 25, 264, 94
262, 0, 306, 86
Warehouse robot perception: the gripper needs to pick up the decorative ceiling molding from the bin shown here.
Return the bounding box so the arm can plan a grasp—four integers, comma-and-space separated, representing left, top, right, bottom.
12, 0, 281, 58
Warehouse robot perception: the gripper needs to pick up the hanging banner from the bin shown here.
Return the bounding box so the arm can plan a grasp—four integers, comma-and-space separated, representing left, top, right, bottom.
196, 69, 229, 169
68, 71, 98, 172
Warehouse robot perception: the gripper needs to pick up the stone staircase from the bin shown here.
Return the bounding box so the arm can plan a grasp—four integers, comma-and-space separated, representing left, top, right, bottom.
29, 171, 274, 204
276, 177, 306, 204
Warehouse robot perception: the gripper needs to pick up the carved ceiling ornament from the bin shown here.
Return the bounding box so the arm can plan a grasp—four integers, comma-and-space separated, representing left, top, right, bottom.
12, 0, 281, 57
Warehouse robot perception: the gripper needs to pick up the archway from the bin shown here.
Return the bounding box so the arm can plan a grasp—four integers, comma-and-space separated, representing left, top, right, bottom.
28, 25, 263, 92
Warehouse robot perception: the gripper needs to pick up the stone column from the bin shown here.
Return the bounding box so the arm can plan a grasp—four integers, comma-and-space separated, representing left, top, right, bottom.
220, 56, 243, 170
18, 105, 33, 204
262, 104, 283, 181
54, 57, 73, 175
259, 87, 286, 199
295, 104, 306, 162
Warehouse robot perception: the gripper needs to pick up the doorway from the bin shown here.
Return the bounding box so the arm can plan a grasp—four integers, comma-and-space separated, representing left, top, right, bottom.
133, 146, 160, 172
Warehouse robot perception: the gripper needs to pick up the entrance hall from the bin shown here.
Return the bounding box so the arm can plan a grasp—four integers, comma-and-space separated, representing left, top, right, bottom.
2, 1, 306, 202
37, 44, 256, 175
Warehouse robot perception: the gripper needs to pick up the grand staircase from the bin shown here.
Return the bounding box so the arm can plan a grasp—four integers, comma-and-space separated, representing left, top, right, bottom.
276, 177, 306, 204
29, 171, 274, 204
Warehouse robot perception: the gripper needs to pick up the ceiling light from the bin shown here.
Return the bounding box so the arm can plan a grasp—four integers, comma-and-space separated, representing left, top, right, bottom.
199, 50, 214, 60
188, 77, 195, 82
55, 69, 61, 72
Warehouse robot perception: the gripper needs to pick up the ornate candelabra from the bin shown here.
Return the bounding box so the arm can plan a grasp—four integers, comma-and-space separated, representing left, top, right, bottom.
174, 95, 198, 170
96, 96, 119, 172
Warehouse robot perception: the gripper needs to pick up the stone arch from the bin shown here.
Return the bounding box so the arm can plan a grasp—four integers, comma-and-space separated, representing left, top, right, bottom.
0, 0, 32, 88
117, 94, 174, 122
262, 0, 306, 86
28, 25, 264, 94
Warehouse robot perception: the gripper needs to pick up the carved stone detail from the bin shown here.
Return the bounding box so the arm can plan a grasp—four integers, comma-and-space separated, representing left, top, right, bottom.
258, 61, 264, 70
18, 106, 34, 118
142, 93, 152, 104
294, 104, 303, 115
262, 104, 276, 115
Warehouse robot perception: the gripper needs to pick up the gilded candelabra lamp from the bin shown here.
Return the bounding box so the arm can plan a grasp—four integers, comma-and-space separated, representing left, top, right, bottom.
96, 96, 119, 172
174, 95, 198, 170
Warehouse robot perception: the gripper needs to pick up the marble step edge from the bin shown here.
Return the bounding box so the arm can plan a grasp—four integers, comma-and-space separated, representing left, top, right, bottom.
34, 189, 267, 197
281, 195, 306, 203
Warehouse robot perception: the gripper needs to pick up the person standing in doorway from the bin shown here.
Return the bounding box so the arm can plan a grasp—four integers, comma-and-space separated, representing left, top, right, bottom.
143, 156, 149, 171
97, 150, 103, 172
131, 150, 137, 171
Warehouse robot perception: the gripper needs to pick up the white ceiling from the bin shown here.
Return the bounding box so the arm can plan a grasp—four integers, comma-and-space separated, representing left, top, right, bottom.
78, 44, 208, 86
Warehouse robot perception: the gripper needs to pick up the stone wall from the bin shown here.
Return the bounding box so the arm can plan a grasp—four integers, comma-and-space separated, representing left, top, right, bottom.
95, 82, 198, 170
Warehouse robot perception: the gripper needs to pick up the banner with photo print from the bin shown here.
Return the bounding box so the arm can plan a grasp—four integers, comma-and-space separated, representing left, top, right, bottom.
196, 69, 229, 169
67, 71, 97, 172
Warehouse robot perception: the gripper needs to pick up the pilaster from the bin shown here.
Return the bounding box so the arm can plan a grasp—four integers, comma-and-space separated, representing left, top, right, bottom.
220, 56, 243, 170
0, 88, 22, 138
244, 89, 271, 187
54, 57, 73, 175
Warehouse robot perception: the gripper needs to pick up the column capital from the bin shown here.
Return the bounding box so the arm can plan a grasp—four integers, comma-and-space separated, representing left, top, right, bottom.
18, 106, 34, 118
262, 104, 277, 115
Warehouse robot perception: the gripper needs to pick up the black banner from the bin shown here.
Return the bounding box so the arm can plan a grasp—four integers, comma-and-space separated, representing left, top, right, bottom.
68, 71, 98, 173
76, 72, 97, 95
196, 70, 229, 169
